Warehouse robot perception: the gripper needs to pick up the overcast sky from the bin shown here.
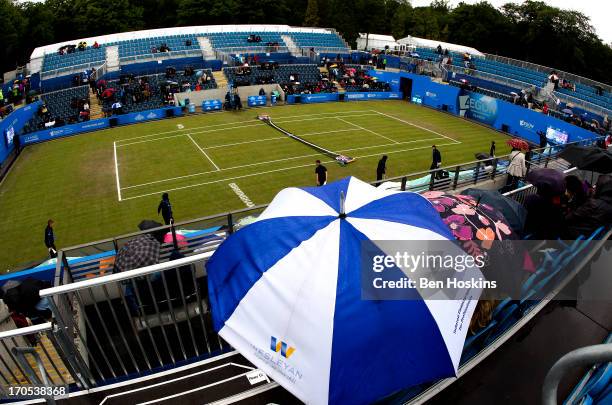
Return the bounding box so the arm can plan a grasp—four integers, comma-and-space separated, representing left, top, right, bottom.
411, 0, 612, 43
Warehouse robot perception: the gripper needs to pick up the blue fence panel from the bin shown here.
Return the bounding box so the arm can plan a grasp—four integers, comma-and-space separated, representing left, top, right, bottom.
21, 118, 109, 145
247, 95, 267, 107
202, 99, 222, 111
0, 101, 41, 163
345, 92, 402, 101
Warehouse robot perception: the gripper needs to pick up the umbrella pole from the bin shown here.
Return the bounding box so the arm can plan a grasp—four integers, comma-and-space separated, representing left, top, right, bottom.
340, 191, 346, 218
170, 220, 179, 250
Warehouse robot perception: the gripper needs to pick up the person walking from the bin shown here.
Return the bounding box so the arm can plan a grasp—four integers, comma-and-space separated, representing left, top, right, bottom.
489, 141, 496, 157
44, 220, 57, 258
315, 160, 327, 186
505, 147, 526, 192
157, 193, 174, 225
376, 155, 388, 186
430, 145, 442, 179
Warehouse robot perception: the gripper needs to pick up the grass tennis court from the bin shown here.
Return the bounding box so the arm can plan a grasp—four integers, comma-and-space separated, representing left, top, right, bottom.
0, 100, 511, 271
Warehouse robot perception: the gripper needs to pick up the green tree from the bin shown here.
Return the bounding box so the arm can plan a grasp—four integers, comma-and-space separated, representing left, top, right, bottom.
0, 0, 26, 72
303, 0, 320, 27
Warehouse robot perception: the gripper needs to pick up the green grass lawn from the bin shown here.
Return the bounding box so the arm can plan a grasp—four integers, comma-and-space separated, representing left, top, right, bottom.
0, 100, 511, 272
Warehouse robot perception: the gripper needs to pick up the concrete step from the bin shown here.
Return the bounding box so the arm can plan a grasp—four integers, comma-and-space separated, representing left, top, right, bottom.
88, 88, 104, 119
212, 70, 228, 88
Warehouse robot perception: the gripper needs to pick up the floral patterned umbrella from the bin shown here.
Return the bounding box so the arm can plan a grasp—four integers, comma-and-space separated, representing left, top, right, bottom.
423, 191, 532, 297
422, 191, 516, 249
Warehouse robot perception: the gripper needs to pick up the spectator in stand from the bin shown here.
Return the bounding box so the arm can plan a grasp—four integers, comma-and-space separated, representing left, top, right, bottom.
436, 44, 442, 54
548, 71, 559, 90
524, 182, 565, 239
157, 193, 174, 225
505, 147, 526, 191
564, 175, 612, 238
542, 103, 549, 115
45, 219, 57, 258
111, 100, 123, 115
376, 155, 388, 186
538, 130, 547, 149
315, 160, 327, 186
563, 175, 588, 215
93, 41, 100, 49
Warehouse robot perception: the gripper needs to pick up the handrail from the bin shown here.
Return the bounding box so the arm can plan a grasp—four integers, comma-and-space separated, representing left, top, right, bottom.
0, 322, 53, 339
542, 344, 612, 405
39, 251, 213, 297
41, 60, 104, 79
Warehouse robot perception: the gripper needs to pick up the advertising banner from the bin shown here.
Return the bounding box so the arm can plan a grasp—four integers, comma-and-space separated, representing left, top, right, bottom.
248, 95, 267, 107
202, 99, 222, 111
458, 93, 499, 126
21, 119, 109, 145
345, 92, 402, 101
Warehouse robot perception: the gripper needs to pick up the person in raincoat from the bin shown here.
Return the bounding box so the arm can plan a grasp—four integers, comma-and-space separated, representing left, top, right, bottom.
157, 193, 174, 225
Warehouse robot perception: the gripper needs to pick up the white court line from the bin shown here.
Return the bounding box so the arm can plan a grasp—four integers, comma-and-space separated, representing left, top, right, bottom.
336, 116, 399, 144
228, 183, 255, 208
204, 128, 360, 150
372, 110, 461, 144
115, 111, 377, 144
113, 141, 122, 201
115, 113, 379, 147
121, 136, 443, 190
120, 141, 457, 201
187, 134, 220, 171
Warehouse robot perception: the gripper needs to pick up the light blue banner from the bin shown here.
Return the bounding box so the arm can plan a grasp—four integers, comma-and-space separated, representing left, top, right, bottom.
345, 92, 402, 101
21, 119, 109, 145
203, 99, 222, 111
248, 95, 267, 107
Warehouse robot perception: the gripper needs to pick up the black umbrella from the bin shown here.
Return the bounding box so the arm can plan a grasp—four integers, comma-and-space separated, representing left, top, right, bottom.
461, 188, 528, 235
475, 152, 490, 160
559, 145, 612, 174
526, 167, 566, 196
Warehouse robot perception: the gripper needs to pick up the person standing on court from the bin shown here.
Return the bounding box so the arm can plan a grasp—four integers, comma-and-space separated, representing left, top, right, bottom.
157, 193, 174, 225
315, 160, 327, 186
430, 145, 442, 179
376, 155, 388, 186
44, 220, 57, 258
489, 141, 496, 157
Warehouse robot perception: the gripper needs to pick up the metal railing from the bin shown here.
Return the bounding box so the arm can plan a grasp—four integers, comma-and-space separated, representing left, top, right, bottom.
118, 49, 204, 64
41, 61, 105, 80
0, 322, 88, 393
484, 53, 612, 94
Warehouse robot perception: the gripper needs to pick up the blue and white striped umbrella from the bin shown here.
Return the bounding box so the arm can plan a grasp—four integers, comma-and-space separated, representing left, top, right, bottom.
207, 177, 482, 405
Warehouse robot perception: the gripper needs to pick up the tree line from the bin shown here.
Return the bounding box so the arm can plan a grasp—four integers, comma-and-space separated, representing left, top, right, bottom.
1, 0, 610, 84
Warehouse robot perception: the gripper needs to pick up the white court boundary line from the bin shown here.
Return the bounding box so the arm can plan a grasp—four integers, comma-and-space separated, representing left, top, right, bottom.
113, 141, 122, 201
228, 183, 255, 208
121, 136, 443, 191
187, 134, 220, 171
120, 141, 457, 201
115, 112, 378, 145
336, 116, 399, 144
372, 110, 461, 144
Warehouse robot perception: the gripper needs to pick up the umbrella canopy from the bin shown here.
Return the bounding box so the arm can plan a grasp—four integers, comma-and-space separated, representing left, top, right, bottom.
526, 167, 566, 196
460, 188, 527, 236
506, 138, 529, 151
475, 152, 490, 160
114, 235, 160, 272
422, 191, 517, 247
207, 177, 482, 405
559, 145, 612, 174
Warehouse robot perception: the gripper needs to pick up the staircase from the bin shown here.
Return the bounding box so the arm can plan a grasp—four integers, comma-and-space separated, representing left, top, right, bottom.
281, 35, 302, 57
105, 45, 120, 73
212, 70, 228, 88
198, 37, 216, 60
88, 88, 104, 119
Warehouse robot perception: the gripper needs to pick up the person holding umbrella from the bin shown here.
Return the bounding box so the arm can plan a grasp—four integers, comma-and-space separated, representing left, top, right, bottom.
44, 219, 57, 258
157, 193, 173, 225
504, 140, 527, 192
376, 155, 388, 186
